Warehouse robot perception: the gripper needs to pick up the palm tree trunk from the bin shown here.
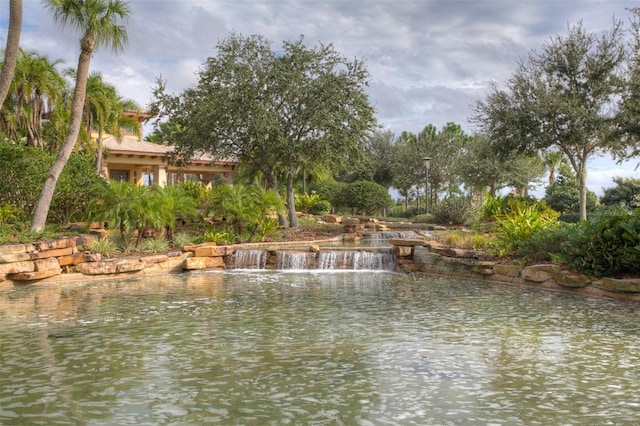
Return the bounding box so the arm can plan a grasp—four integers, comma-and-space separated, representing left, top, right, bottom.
286, 170, 298, 228
30, 40, 92, 232
0, 0, 22, 109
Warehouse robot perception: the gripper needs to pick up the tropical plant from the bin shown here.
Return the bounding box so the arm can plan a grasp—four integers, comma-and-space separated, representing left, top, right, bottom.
204, 183, 284, 243
87, 180, 147, 242
1, 49, 67, 148
89, 236, 118, 258
30, 0, 131, 232
493, 199, 560, 253
151, 184, 197, 242
140, 236, 169, 253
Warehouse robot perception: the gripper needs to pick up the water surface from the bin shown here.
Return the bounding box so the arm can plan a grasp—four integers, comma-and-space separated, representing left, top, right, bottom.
2, 271, 640, 425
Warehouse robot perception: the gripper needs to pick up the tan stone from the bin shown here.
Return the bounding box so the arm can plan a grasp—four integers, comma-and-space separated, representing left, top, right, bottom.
493, 264, 522, 277
30, 247, 74, 260
389, 238, 427, 247
0, 253, 31, 263
58, 252, 101, 267
76, 260, 118, 275
554, 271, 592, 288
0, 243, 35, 256
183, 256, 225, 270
324, 214, 342, 223
592, 277, 640, 293
392, 246, 413, 257
521, 264, 561, 283
33, 237, 76, 251
194, 246, 228, 257
183, 242, 217, 252
115, 259, 145, 273
140, 254, 169, 265
8, 269, 61, 281
34, 257, 60, 272
0, 260, 35, 275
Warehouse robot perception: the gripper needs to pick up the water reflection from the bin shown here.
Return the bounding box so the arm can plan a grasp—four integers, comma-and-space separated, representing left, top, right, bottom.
2, 272, 640, 424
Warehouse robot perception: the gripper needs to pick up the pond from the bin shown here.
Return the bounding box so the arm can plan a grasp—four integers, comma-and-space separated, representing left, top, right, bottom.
2, 271, 640, 425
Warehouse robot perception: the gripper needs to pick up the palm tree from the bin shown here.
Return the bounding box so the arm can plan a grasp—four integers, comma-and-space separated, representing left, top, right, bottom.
0, 0, 22, 110
2, 49, 67, 148
84, 71, 141, 173
542, 150, 567, 186
30, 0, 131, 233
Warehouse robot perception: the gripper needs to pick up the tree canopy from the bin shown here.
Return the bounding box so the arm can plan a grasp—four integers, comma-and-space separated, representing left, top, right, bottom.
473, 20, 627, 220
150, 33, 377, 227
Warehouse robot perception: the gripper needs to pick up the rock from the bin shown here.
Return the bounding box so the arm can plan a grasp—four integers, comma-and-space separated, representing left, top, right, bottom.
194, 245, 228, 257
324, 214, 342, 223
389, 238, 427, 247
182, 256, 225, 270
7, 269, 61, 281
592, 277, 640, 293
521, 264, 562, 283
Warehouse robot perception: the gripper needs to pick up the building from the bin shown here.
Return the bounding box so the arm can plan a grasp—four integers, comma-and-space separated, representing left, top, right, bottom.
98, 111, 237, 187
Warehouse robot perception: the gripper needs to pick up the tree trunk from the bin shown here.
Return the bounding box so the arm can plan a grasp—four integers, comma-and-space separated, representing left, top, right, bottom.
0, 0, 22, 110
265, 171, 287, 227
286, 170, 298, 228
30, 39, 93, 233
578, 166, 588, 221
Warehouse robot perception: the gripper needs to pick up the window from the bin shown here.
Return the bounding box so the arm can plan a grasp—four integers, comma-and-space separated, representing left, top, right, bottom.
110, 170, 129, 182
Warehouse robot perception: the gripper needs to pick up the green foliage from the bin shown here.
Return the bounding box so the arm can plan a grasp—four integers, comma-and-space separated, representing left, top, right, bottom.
309, 180, 346, 212
600, 177, 640, 208
561, 210, 640, 277
308, 200, 331, 215
140, 236, 170, 253
0, 144, 50, 222
0, 145, 105, 225
173, 232, 196, 249
493, 199, 560, 252
294, 193, 323, 213
51, 153, 107, 225
0, 204, 16, 225
203, 228, 233, 245
544, 175, 597, 214
204, 183, 284, 243
431, 196, 477, 226
340, 180, 393, 216
515, 222, 578, 263
90, 237, 119, 258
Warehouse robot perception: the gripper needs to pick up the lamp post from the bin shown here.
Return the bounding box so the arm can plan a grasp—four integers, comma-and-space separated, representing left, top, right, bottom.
422, 157, 431, 215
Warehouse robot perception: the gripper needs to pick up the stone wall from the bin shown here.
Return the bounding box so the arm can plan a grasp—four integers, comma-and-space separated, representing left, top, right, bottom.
2, 234, 640, 304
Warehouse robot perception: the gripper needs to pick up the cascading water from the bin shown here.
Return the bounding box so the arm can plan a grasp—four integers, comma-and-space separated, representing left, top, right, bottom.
317, 250, 394, 271
364, 231, 421, 245
276, 251, 315, 270
228, 249, 268, 269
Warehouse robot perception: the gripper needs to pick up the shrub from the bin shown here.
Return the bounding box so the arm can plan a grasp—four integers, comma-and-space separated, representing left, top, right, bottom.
515, 222, 578, 263
340, 180, 393, 216
431, 196, 477, 226
561, 210, 640, 277
308, 200, 332, 215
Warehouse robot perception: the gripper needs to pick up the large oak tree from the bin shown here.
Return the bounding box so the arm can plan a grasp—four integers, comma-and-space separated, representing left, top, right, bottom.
473, 20, 626, 220
151, 33, 377, 227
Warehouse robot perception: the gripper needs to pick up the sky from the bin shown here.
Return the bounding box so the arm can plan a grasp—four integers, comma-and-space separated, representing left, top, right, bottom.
4, 0, 640, 195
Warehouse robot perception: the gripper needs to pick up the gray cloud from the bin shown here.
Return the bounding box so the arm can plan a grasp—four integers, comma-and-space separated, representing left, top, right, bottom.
3, 0, 639, 191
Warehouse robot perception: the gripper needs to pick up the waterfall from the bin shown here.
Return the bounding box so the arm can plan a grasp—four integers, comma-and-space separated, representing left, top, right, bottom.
317, 250, 395, 271
276, 251, 315, 270
229, 249, 268, 269
364, 231, 421, 245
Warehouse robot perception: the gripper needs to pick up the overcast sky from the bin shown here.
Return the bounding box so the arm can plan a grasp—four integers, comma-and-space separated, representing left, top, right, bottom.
4, 0, 640, 194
